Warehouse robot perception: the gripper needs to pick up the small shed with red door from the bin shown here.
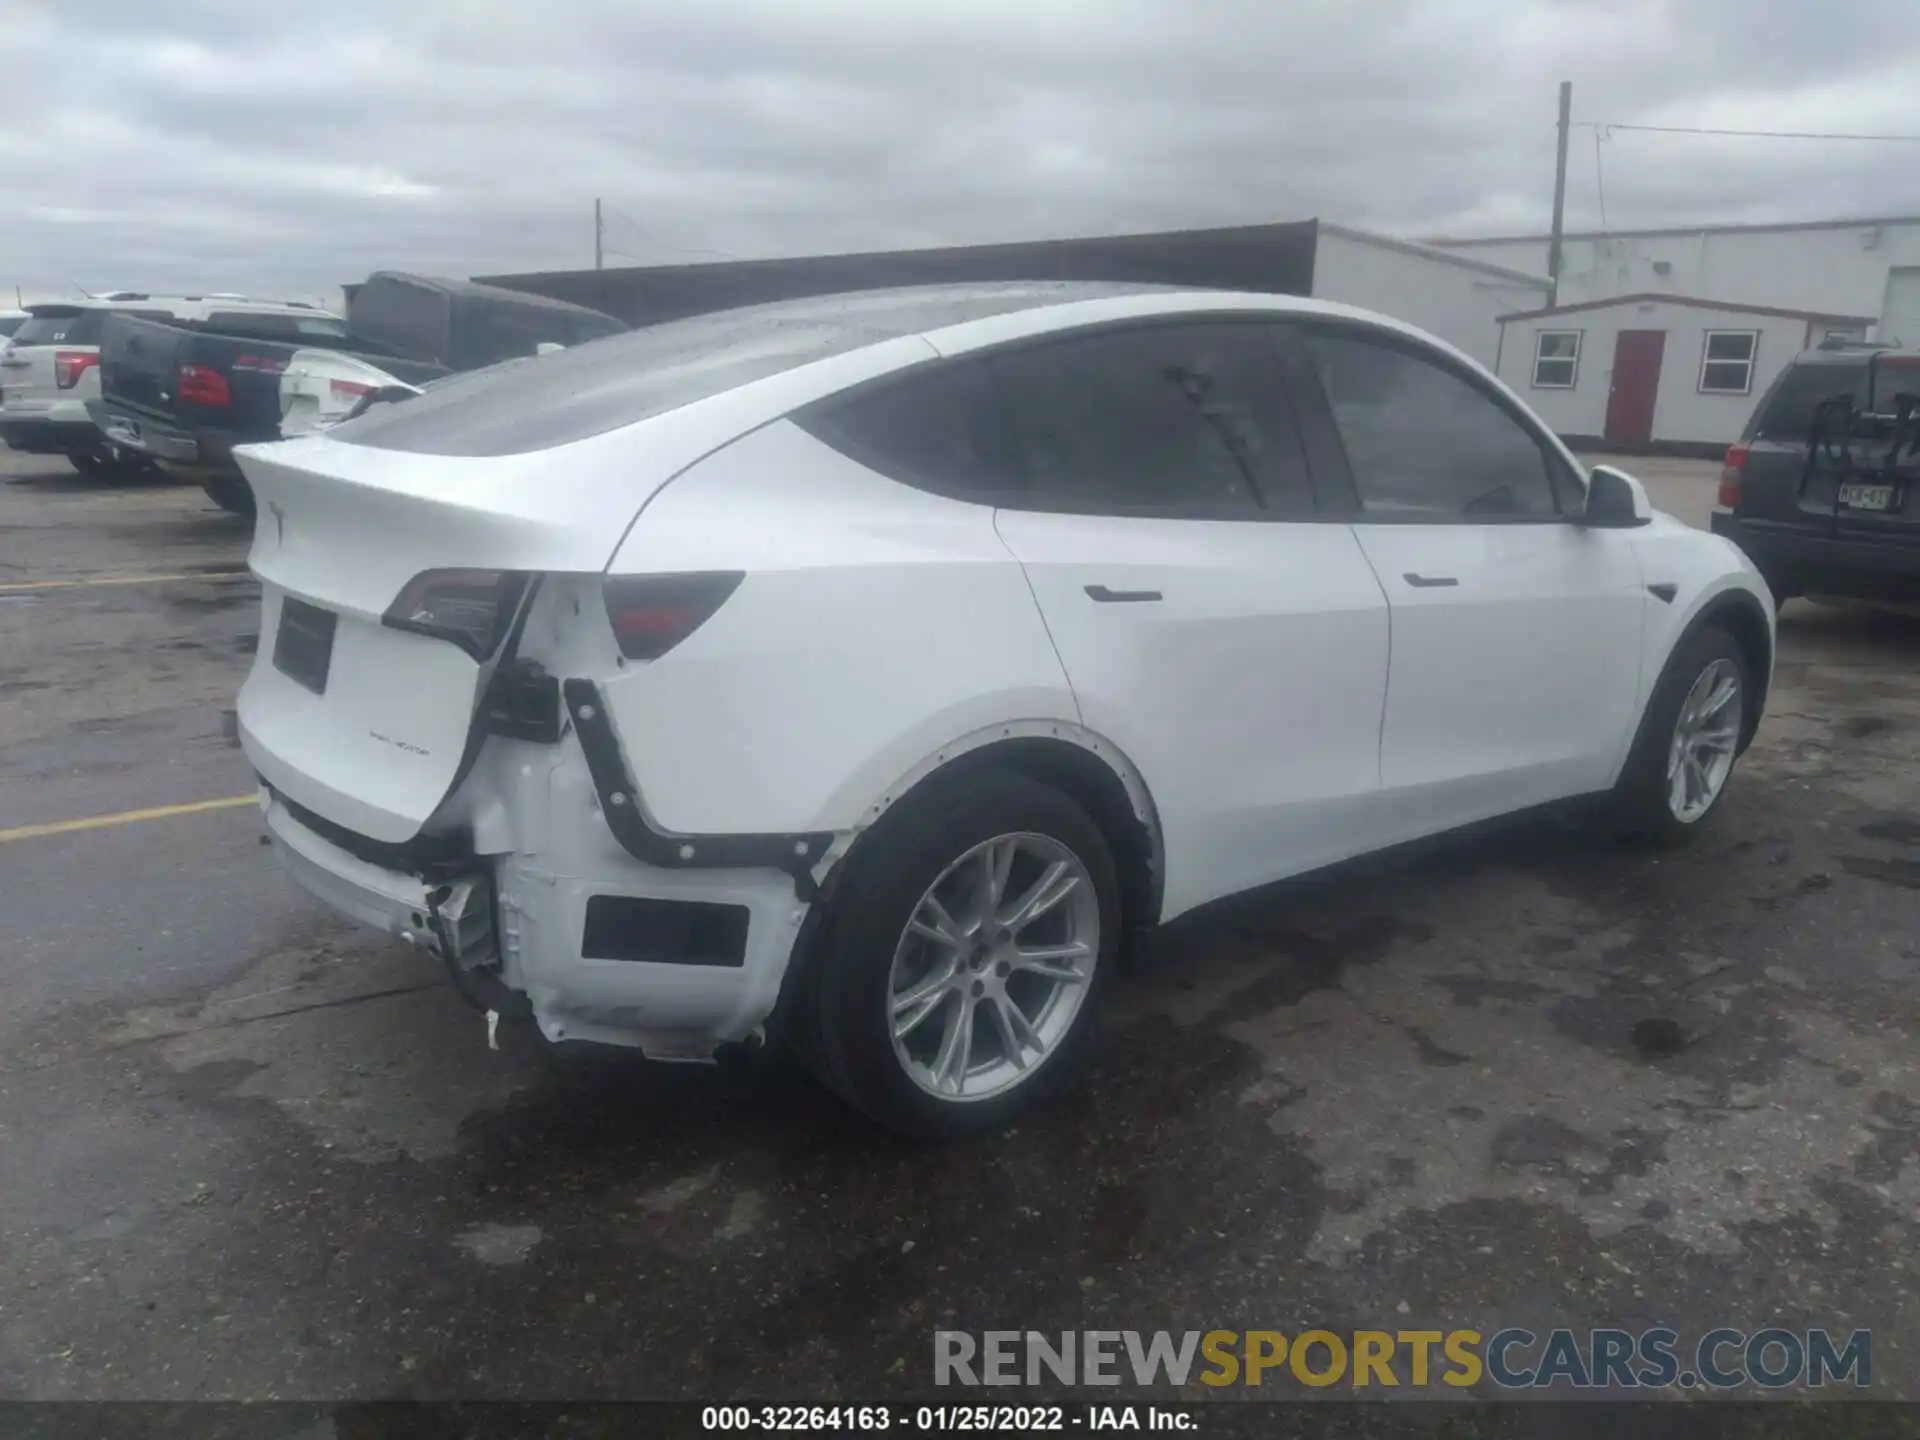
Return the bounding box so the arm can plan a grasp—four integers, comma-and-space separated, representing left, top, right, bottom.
1494, 293, 1878, 455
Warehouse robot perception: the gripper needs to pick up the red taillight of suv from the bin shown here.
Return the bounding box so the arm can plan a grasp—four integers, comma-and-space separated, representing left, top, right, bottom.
178, 364, 232, 408
1717, 443, 1748, 509
53, 350, 98, 389
602, 573, 744, 661
329, 379, 373, 401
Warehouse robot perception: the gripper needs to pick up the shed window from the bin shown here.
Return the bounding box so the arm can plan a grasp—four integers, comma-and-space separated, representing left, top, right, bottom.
1699, 331, 1758, 395
1531, 330, 1581, 388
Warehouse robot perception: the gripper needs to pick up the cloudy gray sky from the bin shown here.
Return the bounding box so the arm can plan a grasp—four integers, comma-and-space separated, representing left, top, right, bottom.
5, 0, 1920, 307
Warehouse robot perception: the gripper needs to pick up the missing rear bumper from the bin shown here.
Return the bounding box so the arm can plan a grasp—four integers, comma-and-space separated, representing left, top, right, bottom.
562, 678, 831, 895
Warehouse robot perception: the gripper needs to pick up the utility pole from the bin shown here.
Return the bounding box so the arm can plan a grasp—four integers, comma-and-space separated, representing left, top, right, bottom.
594, 198, 604, 271
1548, 80, 1572, 307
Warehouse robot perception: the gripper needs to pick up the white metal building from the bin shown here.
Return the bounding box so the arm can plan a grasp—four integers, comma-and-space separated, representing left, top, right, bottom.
1430, 214, 1920, 348
1494, 294, 1876, 452
1425, 213, 1920, 449
1308, 224, 1548, 369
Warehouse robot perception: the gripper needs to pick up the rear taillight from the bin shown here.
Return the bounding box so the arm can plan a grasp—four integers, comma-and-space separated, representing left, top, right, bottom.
329, 378, 373, 401
53, 350, 98, 389
178, 364, 232, 407
602, 573, 743, 661
384, 569, 529, 659
1717, 443, 1748, 509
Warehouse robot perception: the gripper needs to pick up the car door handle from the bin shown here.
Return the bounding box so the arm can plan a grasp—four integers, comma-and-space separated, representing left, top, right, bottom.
1403, 572, 1459, 588
1084, 584, 1163, 604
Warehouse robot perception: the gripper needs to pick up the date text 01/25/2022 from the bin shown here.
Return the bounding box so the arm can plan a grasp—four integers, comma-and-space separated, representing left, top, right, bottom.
701, 1405, 1192, 1431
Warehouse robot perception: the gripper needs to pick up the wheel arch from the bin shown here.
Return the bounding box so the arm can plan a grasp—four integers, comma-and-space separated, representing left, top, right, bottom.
832, 720, 1164, 935
768, 721, 1164, 1047
1677, 587, 1774, 752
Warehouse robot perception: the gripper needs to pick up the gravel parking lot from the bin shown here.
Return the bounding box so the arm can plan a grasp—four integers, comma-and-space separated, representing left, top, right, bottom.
3, 447, 1920, 1405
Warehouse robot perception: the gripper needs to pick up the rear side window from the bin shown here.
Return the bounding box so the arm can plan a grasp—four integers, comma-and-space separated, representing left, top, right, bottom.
796, 360, 1014, 498
1305, 329, 1566, 518
989, 323, 1314, 513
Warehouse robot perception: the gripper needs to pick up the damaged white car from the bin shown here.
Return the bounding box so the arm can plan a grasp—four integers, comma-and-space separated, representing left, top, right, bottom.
234, 282, 1774, 1136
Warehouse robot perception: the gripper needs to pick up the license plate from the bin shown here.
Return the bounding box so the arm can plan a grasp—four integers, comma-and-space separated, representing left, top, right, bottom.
273, 597, 338, 695
1838, 483, 1895, 511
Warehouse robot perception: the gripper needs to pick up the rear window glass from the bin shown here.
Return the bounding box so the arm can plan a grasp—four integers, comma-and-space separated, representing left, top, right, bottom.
207, 311, 350, 342
348, 279, 450, 363
1753, 362, 1869, 441
330, 309, 888, 457
14, 309, 105, 346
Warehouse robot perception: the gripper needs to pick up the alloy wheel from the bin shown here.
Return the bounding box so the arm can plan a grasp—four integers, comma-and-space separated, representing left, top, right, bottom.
1667, 658, 1742, 823
886, 832, 1100, 1103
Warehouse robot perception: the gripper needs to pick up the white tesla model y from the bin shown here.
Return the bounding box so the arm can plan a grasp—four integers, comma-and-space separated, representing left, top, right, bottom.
233, 283, 1774, 1136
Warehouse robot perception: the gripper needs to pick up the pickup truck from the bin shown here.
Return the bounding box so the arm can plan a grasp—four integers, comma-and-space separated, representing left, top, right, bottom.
89, 273, 626, 515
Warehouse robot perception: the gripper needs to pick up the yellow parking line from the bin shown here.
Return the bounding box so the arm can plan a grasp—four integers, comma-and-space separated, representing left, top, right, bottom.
0, 795, 256, 844
0, 570, 249, 594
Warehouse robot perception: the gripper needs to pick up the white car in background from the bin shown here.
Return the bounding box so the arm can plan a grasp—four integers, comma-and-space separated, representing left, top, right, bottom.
233, 283, 1774, 1136
278, 349, 424, 439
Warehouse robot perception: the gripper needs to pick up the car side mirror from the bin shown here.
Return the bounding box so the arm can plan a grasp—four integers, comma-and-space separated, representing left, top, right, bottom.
1581, 465, 1653, 529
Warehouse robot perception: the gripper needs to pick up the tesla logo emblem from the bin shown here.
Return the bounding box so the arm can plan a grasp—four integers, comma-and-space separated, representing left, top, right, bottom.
267, 501, 285, 543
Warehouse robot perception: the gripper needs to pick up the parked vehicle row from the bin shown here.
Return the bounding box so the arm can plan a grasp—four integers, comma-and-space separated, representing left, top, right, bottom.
230, 282, 1776, 1137
0, 294, 345, 479
0, 275, 626, 510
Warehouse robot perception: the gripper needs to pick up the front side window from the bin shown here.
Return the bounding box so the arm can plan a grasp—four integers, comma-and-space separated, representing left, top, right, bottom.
1531, 330, 1581, 388
1305, 329, 1564, 519
987, 323, 1313, 514
1700, 331, 1759, 395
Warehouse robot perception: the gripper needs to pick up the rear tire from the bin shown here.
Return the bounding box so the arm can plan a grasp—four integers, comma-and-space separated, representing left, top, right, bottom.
66, 451, 107, 479
1607, 623, 1751, 845
800, 768, 1121, 1138
203, 473, 254, 518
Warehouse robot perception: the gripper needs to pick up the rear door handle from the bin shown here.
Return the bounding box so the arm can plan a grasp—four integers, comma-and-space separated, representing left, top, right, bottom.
1084, 584, 1163, 604
1403, 572, 1459, 588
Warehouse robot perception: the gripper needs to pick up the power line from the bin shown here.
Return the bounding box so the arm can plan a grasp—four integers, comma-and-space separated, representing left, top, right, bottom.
1577, 121, 1920, 142
599, 204, 737, 262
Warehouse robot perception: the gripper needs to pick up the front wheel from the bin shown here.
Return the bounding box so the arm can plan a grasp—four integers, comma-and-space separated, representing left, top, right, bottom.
799, 769, 1121, 1137
1608, 624, 1750, 844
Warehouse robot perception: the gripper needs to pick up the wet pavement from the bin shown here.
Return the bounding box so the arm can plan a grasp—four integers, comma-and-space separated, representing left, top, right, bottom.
3, 448, 1920, 1409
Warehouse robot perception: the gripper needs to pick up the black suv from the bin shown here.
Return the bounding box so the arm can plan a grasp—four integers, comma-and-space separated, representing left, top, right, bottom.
1712, 342, 1920, 606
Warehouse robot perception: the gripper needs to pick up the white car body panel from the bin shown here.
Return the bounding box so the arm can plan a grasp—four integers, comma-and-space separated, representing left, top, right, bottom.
603, 421, 1080, 837
992, 509, 1390, 919
1347, 522, 1646, 834
231, 284, 1775, 1062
